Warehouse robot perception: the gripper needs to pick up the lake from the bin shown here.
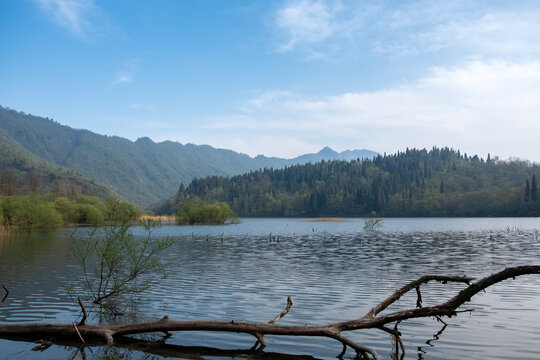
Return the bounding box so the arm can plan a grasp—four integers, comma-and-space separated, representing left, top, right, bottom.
1, 218, 540, 359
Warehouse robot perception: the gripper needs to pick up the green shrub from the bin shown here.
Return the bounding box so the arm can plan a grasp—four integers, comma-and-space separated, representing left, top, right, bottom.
72, 203, 104, 225
55, 196, 76, 223
176, 201, 232, 225
11, 196, 63, 231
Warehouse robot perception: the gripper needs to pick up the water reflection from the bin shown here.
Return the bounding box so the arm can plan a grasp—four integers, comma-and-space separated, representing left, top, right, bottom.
1, 218, 540, 359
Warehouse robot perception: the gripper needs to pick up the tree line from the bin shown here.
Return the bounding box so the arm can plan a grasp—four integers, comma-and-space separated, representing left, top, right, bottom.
161, 147, 540, 217
0, 194, 139, 233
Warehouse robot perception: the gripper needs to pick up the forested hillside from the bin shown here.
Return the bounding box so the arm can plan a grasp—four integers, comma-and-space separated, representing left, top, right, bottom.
0, 130, 110, 198
165, 147, 540, 217
0, 106, 258, 207
0, 106, 377, 208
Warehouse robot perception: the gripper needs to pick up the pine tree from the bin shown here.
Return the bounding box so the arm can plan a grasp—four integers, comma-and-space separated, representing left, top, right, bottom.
525, 179, 531, 202
532, 175, 538, 201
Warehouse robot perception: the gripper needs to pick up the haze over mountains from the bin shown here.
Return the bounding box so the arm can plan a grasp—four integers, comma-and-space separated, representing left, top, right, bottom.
0, 106, 377, 207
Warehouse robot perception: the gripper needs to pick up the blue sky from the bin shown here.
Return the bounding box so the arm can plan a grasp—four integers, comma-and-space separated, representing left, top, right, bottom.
1, 0, 540, 161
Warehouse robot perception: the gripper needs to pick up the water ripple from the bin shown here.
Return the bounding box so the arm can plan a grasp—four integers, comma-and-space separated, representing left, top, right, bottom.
1, 218, 540, 359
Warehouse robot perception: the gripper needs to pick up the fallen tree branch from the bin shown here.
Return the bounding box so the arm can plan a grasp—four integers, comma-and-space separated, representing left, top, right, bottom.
253, 295, 292, 350
1, 265, 539, 359
268, 296, 293, 325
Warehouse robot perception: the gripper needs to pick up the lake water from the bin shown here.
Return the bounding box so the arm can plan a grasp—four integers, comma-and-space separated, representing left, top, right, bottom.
1, 218, 540, 359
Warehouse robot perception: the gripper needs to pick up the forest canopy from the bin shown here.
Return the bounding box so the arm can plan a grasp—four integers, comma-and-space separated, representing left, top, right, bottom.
162, 147, 540, 217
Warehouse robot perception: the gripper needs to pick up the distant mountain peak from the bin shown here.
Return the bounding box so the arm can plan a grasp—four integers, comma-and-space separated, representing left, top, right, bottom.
135, 137, 154, 144
317, 146, 338, 155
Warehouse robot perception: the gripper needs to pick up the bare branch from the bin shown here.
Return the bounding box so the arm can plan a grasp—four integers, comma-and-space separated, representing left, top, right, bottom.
77, 298, 87, 326
72, 322, 85, 343
326, 331, 381, 360
415, 286, 422, 308
434, 315, 447, 326
363, 275, 473, 320
268, 296, 293, 325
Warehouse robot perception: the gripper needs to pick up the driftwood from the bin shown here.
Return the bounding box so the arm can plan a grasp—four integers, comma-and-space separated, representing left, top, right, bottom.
1, 265, 539, 359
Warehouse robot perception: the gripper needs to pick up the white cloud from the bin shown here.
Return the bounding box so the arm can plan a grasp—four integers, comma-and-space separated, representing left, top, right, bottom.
204, 61, 540, 160
273, 0, 540, 60
33, 0, 99, 37
275, 0, 340, 52
381, 8, 540, 56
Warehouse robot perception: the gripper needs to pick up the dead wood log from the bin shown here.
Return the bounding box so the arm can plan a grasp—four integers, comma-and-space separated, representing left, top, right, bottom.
1, 265, 539, 359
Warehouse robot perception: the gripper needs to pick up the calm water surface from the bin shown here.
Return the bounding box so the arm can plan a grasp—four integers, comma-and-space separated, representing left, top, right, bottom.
1, 218, 540, 359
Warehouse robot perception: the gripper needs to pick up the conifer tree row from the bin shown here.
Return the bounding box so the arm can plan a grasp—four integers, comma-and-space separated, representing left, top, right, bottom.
164, 147, 540, 217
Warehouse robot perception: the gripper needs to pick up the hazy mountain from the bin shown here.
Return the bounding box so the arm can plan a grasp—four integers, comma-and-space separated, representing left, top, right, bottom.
253, 147, 377, 169
0, 106, 378, 207
286, 146, 377, 164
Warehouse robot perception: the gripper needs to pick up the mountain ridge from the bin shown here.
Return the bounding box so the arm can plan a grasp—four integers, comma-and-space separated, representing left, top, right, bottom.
0, 106, 378, 207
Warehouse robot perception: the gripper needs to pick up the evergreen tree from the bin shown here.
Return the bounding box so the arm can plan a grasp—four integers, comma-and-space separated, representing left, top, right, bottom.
165, 148, 540, 217
532, 175, 538, 201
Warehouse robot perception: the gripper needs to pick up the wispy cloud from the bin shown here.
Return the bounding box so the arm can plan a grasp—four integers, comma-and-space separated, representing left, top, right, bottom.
273, 0, 540, 60
112, 59, 139, 85
275, 0, 340, 52
204, 61, 540, 160
378, 5, 540, 57
32, 0, 103, 38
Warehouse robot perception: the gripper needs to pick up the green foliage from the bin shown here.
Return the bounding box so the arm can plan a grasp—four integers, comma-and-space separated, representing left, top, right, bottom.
104, 197, 140, 224
170, 147, 540, 217
55, 195, 106, 225
71, 203, 176, 310
0, 197, 15, 225
0, 194, 139, 232
6, 196, 63, 231
176, 201, 232, 225
75, 204, 104, 226
363, 211, 382, 231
